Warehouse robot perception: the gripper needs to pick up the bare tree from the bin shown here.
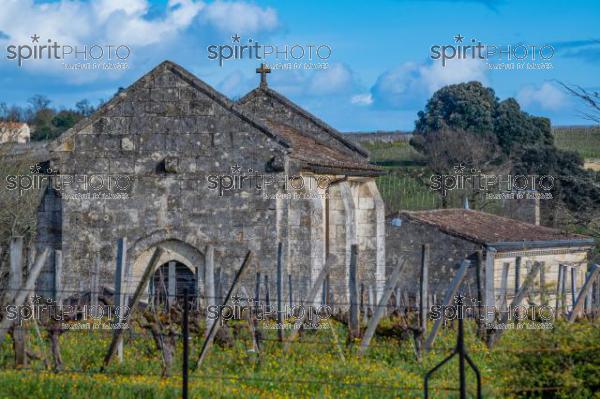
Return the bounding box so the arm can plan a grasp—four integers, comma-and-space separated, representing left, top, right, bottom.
558, 81, 600, 261
27, 95, 51, 114
411, 128, 509, 208
413, 128, 505, 174
0, 142, 46, 282
0, 103, 29, 123
559, 82, 600, 124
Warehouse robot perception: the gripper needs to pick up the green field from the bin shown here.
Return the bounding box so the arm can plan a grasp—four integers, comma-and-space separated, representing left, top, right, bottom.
361, 126, 600, 162
375, 171, 464, 213
363, 127, 600, 165
553, 126, 600, 159
365, 129, 600, 214
363, 140, 425, 167
0, 319, 598, 398
363, 141, 462, 212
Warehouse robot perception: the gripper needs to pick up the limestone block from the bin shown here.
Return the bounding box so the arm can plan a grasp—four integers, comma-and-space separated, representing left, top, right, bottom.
121, 137, 135, 151
188, 100, 214, 116
358, 197, 375, 209
139, 134, 166, 152
109, 158, 135, 174
150, 87, 179, 102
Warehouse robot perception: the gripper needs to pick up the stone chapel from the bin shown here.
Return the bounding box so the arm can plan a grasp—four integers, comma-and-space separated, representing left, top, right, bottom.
24, 60, 385, 306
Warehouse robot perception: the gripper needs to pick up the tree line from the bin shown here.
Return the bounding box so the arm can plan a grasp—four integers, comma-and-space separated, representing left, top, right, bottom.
411, 81, 600, 238
0, 95, 103, 141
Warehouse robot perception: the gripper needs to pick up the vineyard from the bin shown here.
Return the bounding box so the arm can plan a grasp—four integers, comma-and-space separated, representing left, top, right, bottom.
1, 315, 599, 398
552, 126, 600, 160
362, 128, 600, 215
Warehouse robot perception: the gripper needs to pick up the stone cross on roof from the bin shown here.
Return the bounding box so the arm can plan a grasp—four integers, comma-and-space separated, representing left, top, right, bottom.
256, 63, 271, 88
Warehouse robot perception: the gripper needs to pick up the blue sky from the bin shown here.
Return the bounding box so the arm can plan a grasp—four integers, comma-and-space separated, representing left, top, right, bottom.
0, 0, 598, 131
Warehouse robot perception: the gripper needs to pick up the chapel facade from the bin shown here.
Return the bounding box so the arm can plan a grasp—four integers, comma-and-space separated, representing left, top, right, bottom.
28, 61, 385, 307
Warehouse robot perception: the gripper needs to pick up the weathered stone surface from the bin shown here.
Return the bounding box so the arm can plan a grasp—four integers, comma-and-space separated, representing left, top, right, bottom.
121, 137, 135, 151
164, 157, 179, 174
386, 216, 480, 299
34, 62, 384, 309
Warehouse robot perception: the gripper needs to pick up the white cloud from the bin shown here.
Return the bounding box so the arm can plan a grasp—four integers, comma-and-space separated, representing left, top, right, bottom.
101, 0, 205, 46
202, 1, 279, 33
216, 69, 256, 97
371, 58, 488, 109
516, 82, 566, 111
420, 58, 488, 94
269, 63, 357, 97
0, 0, 279, 47
351, 93, 373, 106
0, 0, 203, 48
370, 62, 427, 109
307, 63, 354, 95
92, 0, 149, 23
0, 0, 279, 81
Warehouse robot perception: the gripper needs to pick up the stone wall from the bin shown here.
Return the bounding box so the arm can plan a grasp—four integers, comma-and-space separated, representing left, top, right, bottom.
385, 216, 481, 300
238, 88, 386, 306
31, 63, 386, 311
492, 248, 590, 309
497, 195, 540, 225
41, 64, 288, 297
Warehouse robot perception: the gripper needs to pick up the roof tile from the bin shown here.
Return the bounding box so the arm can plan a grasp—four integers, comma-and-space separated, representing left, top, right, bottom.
397, 209, 590, 245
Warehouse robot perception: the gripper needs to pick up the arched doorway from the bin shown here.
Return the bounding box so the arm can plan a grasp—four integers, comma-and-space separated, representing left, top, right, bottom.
149, 260, 197, 306
126, 237, 205, 302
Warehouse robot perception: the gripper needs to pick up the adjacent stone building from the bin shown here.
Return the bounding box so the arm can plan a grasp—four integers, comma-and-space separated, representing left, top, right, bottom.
386, 209, 594, 310
23, 61, 385, 307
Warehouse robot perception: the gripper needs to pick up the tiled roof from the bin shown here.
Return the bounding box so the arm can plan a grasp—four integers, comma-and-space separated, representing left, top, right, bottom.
396, 209, 592, 245
0, 122, 28, 129
265, 120, 383, 175
238, 86, 369, 158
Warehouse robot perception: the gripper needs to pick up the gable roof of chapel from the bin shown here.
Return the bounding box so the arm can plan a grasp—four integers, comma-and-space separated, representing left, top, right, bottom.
18, 60, 380, 175
49, 60, 291, 152
238, 85, 370, 158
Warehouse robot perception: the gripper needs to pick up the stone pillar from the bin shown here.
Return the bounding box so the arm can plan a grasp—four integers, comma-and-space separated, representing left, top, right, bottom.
484, 247, 497, 324
276, 187, 289, 306
366, 180, 386, 303
307, 176, 326, 305
286, 182, 310, 299
340, 181, 357, 306
326, 182, 350, 308
351, 180, 384, 303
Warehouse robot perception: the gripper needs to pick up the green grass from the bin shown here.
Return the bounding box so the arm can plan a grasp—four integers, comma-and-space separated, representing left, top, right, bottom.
363, 127, 600, 163
363, 141, 426, 167
553, 126, 600, 159
363, 141, 448, 212
376, 172, 462, 212
362, 127, 600, 162
366, 135, 600, 214
1, 318, 599, 398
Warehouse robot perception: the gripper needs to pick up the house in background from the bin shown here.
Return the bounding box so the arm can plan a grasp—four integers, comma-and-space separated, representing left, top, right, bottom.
0, 122, 30, 144
386, 208, 595, 311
